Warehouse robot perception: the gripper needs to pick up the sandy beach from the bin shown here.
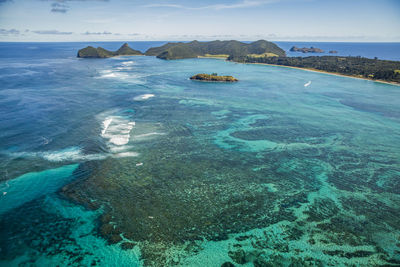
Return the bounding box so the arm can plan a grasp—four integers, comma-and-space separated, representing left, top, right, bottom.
243, 62, 400, 86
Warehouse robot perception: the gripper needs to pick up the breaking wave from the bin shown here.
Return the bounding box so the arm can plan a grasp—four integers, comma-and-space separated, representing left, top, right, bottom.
133, 94, 155, 101
6, 147, 107, 162
101, 116, 135, 146
99, 113, 140, 158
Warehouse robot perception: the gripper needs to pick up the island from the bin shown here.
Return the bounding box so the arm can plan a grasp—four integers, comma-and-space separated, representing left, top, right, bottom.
290, 46, 324, 53
329, 50, 338, 54
190, 73, 238, 82
145, 40, 286, 60
77, 40, 284, 60
77, 43, 142, 58
76, 41, 400, 84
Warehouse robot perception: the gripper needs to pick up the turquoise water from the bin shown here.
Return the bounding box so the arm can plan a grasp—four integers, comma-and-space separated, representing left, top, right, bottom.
0, 43, 400, 266
0, 164, 78, 215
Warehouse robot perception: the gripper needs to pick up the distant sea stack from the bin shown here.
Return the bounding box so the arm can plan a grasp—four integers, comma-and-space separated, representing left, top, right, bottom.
77, 43, 143, 58
145, 40, 286, 60
190, 73, 238, 82
329, 50, 338, 54
290, 46, 324, 53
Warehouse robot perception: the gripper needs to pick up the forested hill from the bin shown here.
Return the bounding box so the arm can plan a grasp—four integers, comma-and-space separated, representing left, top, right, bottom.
144, 40, 286, 59
77, 43, 142, 58
229, 55, 400, 84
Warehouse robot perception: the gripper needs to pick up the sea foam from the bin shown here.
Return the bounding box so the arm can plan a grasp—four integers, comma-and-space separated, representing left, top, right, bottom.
101, 116, 135, 146
98, 115, 139, 158
101, 118, 113, 136
4, 113, 141, 163
97, 69, 146, 84
133, 132, 165, 139
99, 70, 129, 79
6, 147, 108, 162
113, 152, 139, 158
121, 61, 136, 66
133, 94, 155, 101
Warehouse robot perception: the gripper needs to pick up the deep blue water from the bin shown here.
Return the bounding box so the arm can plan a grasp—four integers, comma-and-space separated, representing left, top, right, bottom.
1, 41, 399, 61
0, 42, 399, 266
275, 41, 400, 60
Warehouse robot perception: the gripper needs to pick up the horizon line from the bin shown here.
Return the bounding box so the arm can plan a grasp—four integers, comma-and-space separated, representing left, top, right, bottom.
1, 40, 400, 43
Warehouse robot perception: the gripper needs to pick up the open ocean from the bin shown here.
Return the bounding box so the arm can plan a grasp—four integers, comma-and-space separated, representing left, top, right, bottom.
276, 41, 400, 61
0, 41, 400, 266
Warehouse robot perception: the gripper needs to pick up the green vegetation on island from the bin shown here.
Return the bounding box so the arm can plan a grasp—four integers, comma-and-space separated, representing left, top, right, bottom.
247, 52, 279, 58
229, 55, 400, 83
145, 40, 286, 60
190, 73, 239, 82
290, 46, 324, 53
199, 54, 230, 59
76, 41, 400, 84
77, 43, 142, 58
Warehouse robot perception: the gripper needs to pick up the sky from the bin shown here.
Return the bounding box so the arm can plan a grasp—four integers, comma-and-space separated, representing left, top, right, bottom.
0, 0, 399, 42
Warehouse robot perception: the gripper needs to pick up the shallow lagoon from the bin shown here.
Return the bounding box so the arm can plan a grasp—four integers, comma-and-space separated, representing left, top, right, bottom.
0, 43, 400, 266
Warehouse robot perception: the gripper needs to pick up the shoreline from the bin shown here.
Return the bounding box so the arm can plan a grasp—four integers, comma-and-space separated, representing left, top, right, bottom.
197, 56, 228, 60
239, 61, 400, 86
77, 52, 400, 86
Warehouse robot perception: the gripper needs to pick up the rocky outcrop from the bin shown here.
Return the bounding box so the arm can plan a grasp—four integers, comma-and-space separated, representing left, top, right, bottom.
290, 46, 324, 53
190, 73, 238, 82
77, 43, 143, 58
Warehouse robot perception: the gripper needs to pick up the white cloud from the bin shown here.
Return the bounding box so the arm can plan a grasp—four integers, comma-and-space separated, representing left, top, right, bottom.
44, 0, 109, 13
144, 0, 279, 10
82, 31, 113, 35
144, 3, 185, 8
33, 30, 73, 35
0, 29, 20, 35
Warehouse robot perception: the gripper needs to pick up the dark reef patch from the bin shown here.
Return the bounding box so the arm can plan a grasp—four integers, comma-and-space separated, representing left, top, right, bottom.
0, 197, 101, 265
340, 99, 400, 118
57, 96, 400, 266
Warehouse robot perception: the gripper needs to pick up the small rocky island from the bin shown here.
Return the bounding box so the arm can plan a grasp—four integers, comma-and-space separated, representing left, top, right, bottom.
77, 43, 142, 58
190, 73, 238, 82
290, 46, 324, 53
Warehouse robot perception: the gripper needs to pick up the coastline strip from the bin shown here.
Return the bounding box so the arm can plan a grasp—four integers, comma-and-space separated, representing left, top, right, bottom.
242, 62, 400, 86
